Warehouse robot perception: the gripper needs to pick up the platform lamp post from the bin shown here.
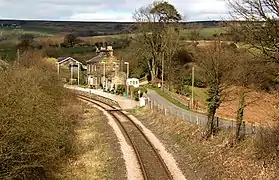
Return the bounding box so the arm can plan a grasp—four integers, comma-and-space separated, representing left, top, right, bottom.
113, 62, 119, 93
124, 62, 129, 99
101, 61, 106, 91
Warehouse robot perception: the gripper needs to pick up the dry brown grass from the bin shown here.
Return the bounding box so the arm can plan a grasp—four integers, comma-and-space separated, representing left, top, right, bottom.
132, 108, 278, 179
56, 103, 125, 180
0, 52, 82, 179
36, 34, 128, 45
216, 87, 279, 126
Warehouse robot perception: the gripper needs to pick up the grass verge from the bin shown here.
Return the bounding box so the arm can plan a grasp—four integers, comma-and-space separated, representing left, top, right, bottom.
56, 103, 126, 180
132, 108, 278, 179
147, 86, 190, 110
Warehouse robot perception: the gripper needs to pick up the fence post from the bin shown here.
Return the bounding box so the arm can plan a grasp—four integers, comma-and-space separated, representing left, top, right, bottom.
164, 108, 167, 116
196, 116, 199, 125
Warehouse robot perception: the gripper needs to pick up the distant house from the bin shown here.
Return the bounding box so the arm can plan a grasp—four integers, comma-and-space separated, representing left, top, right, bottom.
126, 78, 140, 88
86, 46, 126, 90
56, 57, 86, 72
56, 57, 86, 84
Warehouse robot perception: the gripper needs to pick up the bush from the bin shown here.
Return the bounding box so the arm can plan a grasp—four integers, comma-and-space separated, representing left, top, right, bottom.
183, 75, 206, 88
0, 53, 79, 179
42, 47, 63, 58
254, 126, 279, 168
116, 85, 126, 95
132, 87, 148, 101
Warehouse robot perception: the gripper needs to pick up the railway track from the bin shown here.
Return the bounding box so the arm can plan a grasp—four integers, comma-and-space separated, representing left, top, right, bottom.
78, 94, 173, 180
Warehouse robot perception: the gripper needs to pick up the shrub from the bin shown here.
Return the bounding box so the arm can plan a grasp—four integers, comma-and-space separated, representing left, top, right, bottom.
0, 52, 79, 179
42, 47, 63, 58
132, 87, 148, 101
116, 85, 126, 95
254, 125, 279, 168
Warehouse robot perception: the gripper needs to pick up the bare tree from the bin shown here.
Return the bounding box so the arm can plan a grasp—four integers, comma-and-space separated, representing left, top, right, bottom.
197, 41, 237, 137
167, 47, 194, 92
232, 51, 277, 141
64, 33, 78, 47
161, 25, 184, 88
187, 23, 202, 43
228, 0, 279, 61
132, 1, 182, 81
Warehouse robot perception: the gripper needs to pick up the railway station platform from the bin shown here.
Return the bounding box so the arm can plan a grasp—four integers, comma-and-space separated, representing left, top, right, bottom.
65, 85, 139, 109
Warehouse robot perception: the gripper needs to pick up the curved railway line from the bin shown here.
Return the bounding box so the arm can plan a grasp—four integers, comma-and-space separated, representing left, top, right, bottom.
78, 94, 173, 180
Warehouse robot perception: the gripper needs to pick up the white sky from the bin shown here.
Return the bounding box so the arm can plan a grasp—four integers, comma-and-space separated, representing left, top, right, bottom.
0, 0, 230, 21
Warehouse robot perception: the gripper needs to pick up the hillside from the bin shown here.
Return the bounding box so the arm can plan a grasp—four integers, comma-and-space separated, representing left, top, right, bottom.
0, 19, 226, 36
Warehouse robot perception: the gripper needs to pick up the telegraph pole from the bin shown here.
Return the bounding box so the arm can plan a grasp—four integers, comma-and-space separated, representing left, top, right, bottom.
161, 53, 164, 91
191, 66, 195, 109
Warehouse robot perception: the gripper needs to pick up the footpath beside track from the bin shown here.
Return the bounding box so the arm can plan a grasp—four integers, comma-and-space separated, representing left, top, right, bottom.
78, 94, 173, 180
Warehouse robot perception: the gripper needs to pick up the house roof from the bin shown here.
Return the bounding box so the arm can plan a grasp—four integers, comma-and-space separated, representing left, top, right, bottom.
86, 53, 106, 64
57, 57, 87, 70
57, 57, 83, 65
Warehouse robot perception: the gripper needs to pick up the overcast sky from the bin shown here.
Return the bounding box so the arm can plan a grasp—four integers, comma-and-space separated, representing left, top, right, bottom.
0, 0, 230, 22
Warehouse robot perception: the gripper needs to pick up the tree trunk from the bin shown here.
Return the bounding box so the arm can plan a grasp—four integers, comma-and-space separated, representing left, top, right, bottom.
148, 58, 156, 81
206, 106, 217, 138
235, 88, 245, 142
150, 69, 156, 81
156, 66, 159, 79
206, 84, 220, 138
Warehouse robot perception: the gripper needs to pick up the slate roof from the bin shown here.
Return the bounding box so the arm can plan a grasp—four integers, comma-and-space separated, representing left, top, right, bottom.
86, 53, 106, 64
57, 57, 67, 63
56, 57, 87, 70
57, 57, 83, 65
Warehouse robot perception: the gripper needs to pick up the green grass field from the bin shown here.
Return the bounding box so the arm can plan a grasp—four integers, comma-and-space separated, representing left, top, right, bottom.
188, 86, 208, 104
0, 28, 53, 37
22, 26, 60, 34
182, 27, 227, 39
147, 86, 190, 110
